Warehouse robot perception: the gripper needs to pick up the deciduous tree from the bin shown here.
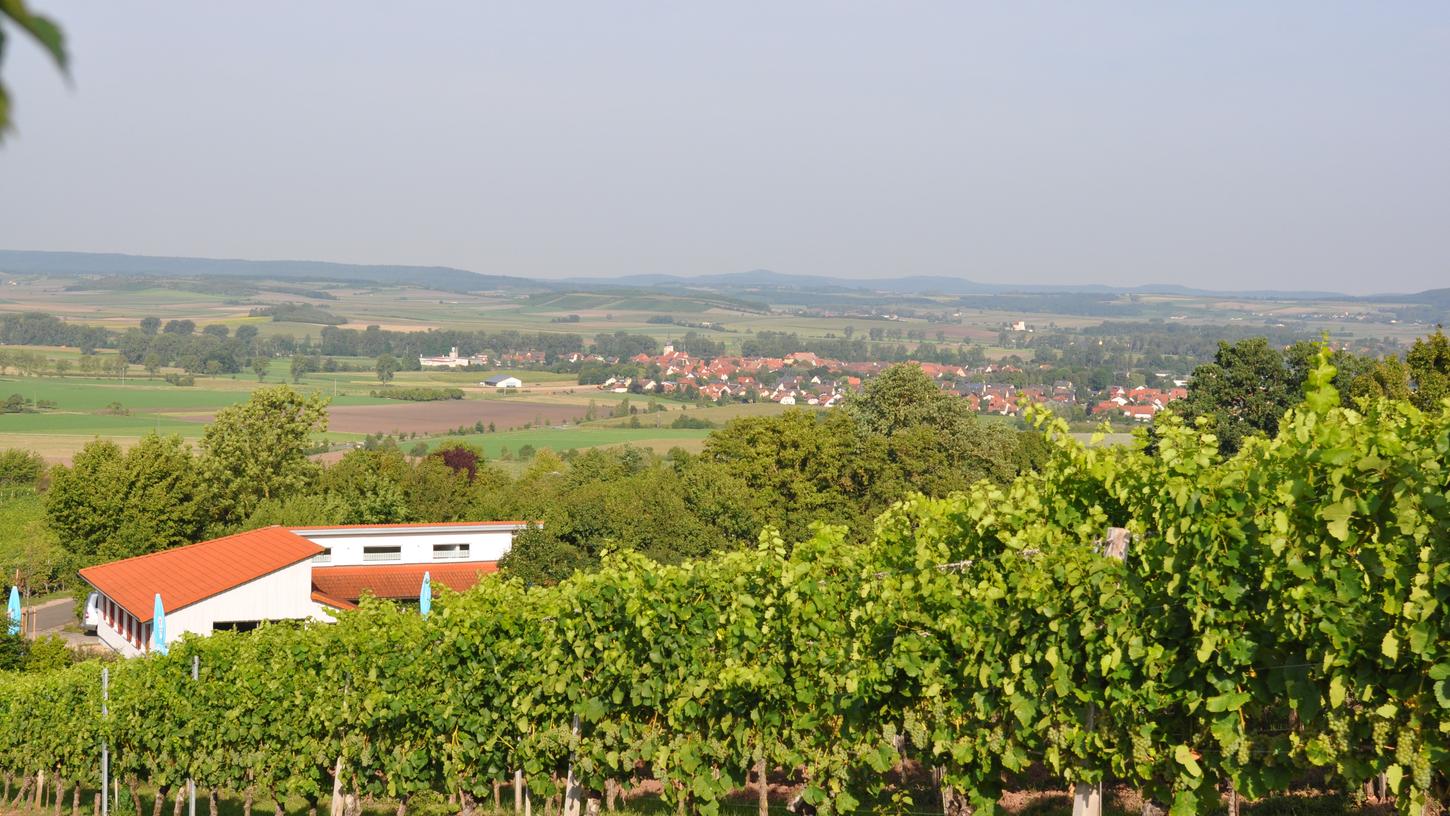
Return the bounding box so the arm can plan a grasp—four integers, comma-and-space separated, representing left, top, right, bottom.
198, 386, 328, 526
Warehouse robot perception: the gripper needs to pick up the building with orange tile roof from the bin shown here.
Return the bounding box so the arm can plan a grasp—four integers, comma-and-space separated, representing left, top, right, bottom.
80, 521, 529, 657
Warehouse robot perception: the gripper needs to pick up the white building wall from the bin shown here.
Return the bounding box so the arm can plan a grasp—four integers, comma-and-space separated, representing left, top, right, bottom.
94, 560, 322, 656
299, 527, 518, 566
96, 607, 146, 658
164, 560, 323, 643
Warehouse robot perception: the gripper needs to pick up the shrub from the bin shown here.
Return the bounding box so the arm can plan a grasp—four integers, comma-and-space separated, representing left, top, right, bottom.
0, 449, 45, 488
369, 387, 465, 401
670, 414, 717, 429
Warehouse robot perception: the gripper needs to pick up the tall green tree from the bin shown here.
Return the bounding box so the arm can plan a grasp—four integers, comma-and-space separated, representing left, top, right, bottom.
1406, 327, 1450, 411
1349, 356, 1413, 402
1172, 337, 1302, 454
844, 363, 1034, 487
198, 386, 329, 526
45, 433, 207, 562
703, 409, 883, 541
375, 353, 399, 383
320, 448, 411, 524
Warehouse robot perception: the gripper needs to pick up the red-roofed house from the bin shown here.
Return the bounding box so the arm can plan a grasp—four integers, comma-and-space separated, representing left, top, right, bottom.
80, 521, 529, 657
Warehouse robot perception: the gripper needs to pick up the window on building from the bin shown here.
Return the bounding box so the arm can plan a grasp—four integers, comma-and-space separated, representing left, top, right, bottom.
433, 543, 470, 560
362, 545, 402, 562
313, 548, 332, 564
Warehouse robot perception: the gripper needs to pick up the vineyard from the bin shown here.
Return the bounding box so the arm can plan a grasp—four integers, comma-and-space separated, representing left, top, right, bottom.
1, 353, 1446, 816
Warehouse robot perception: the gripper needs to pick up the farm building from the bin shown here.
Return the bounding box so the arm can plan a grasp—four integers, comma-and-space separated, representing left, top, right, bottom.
419, 347, 488, 369
483, 374, 523, 389
79, 521, 528, 658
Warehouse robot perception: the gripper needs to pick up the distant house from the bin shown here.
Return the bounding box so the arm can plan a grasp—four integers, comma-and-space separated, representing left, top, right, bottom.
483, 374, 522, 389
1122, 405, 1158, 422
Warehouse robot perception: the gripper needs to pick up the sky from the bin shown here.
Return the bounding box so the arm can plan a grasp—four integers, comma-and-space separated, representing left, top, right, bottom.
0, 3, 1447, 293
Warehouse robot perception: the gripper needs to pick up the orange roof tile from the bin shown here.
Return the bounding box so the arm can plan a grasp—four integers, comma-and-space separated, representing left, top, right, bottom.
79, 526, 323, 622
311, 590, 357, 611
311, 562, 499, 601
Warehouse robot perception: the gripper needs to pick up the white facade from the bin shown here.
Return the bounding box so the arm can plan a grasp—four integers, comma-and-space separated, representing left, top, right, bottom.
419, 347, 489, 369
296, 523, 524, 566
94, 560, 327, 658
483, 375, 522, 389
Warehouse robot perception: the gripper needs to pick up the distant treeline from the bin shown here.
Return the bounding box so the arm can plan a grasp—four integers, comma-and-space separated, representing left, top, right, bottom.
369, 387, 465, 401
318, 325, 586, 360
250, 302, 348, 325
0, 312, 593, 376
740, 331, 990, 367
955, 293, 1141, 317
60, 275, 338, 301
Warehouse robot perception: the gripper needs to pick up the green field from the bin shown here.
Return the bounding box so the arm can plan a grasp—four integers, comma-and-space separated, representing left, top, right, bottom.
587, 401, 791, 427
0, 353, 709, 461
429, 426, 713, 459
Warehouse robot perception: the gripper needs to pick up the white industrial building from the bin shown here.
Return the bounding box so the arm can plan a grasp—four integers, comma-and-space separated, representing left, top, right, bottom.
80, 521, 527, 657
418, 347, 488, 369
482, 374, 522, 389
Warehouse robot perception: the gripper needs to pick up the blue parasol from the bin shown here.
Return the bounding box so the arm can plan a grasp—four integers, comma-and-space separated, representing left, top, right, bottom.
420, 571, 432, 618
151, 593, 167, 655
6, 586, 18, 636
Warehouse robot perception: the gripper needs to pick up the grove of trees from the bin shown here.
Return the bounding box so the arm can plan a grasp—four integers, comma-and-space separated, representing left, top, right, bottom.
1173, 329, 1450, 454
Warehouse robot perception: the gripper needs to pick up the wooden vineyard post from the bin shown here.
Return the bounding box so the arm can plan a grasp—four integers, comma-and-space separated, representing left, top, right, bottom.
756, 757, 768, 816
329, 757, 344, 816
563, 715, 585, 816
1072, 527, 1130, 816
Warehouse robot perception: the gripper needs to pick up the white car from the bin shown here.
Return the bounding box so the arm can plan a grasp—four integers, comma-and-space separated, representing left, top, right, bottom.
83, 592, 101, 635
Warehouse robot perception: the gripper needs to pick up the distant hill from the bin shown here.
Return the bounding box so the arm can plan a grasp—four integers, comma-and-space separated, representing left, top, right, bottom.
1365, 287, 1450, 308
0, 249, 540, 293
570, 269, 1353, 300
3, 250, 1433, 304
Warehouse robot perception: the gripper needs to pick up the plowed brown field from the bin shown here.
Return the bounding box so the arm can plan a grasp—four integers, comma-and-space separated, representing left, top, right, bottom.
326, 400, 590, 434
176, 400, 590, 435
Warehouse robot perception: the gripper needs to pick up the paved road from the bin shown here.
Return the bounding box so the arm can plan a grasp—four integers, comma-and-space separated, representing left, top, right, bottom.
30, 597, 77, 633
27, 597, 105, 650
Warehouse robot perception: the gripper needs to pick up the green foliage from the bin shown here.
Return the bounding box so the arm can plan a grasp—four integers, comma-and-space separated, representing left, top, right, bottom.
45, 433, 208, 563
0, 489, 60, 591
1350, 355, 1413, 402
0, 623, 26, 671
669, 414, 716, 429
1172, 337, 1303, 454
23, 633, 71, 671
0, 0, 67, 141
369, 386, 464, 401
1405, 327, 1450, 411
0, 446, 44, 487
319, 448, 412, 524
198, 385, 329, 525
702, 372, 1032, 544
3, 356, 1449, 812
375, 352, 399, 383
241, 492, 350, 530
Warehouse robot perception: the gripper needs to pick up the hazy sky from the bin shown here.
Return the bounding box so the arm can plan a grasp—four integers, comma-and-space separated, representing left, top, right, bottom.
1, 3, 1447, 292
